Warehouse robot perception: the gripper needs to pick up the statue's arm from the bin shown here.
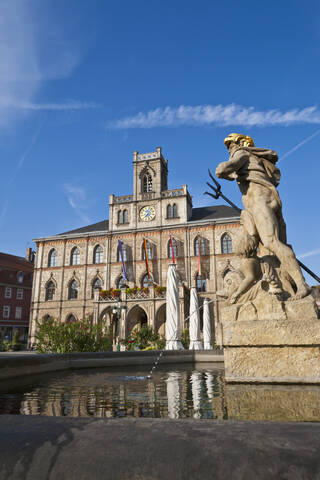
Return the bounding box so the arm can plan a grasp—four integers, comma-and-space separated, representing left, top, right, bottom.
215, 150, 248, 180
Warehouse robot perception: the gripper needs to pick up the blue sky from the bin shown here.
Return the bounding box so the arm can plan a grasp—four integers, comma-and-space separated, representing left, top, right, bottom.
1, 0, 320, 284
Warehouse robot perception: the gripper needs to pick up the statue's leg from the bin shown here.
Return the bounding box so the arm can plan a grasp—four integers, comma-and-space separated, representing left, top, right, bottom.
240, 210, 258, 240
252, 204, 310, 299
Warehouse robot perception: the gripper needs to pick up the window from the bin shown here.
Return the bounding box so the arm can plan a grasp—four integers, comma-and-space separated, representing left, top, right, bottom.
117, 243, 128, 262
194, 237, 205, 256
172, 203, 178, 218
3, 306, 10, 318
45, 281, 55, 301
48, 249, 58, 267
66, 314, 77, 323
221, 234, 232, 254
196, 275, 206, 292
168, 238, 178, 259
92, 278, 102, 298
93, 245, 103, 264
118, 210, 123, 224
123, 209, 128, 223
17, 272, 23, 283
117, 276, 127, 289
70, 247, 80, 265
15, 307, 22, 319
142, 240, 153, 260
17, 289, 23, 300
69, 279, 78, 299
5, 287, 11, 299
142, 273, 151, 287
143, 173, 152, 192
167, 204, 172, 218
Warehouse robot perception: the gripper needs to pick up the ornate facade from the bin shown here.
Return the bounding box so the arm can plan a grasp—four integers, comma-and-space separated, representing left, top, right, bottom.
29, 147, 240, 346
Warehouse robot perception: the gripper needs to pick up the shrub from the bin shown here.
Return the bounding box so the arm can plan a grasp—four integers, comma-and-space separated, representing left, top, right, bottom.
121, 324, 160, 351
35, 316, 113, 353
180, 329, 190, 349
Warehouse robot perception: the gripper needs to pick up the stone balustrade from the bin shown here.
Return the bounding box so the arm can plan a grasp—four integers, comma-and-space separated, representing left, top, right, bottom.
161, 189, 184, 198
114, 195, 133, 203
141, 192, 156, 200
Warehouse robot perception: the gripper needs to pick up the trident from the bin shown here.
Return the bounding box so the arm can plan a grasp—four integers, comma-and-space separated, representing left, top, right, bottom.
204, 169, 320, 284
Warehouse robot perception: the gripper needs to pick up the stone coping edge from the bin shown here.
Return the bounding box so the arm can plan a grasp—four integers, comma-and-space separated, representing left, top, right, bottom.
1, 415, 320, 480
0, 349, 224, 381
225, 375, 320, 384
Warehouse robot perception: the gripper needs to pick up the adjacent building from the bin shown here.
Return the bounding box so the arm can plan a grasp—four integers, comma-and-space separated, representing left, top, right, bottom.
29, 147, 240, 346
0, 249, 34, 346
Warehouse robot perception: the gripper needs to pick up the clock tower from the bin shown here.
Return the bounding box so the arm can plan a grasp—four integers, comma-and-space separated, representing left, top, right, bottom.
108, 147, 192, 232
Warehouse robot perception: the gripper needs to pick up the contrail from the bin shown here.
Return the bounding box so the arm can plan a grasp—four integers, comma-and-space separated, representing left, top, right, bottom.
7, 118, 45, 188
279, 128, 320, 162
0, 119, 45, 228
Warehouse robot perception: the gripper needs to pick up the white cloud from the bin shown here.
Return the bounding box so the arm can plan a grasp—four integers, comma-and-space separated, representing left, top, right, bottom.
0, 0, 96, 129
297, 248, 320, 260
63, 183, 90, 224
109, 104, 320, 129
1, 100, 99, 111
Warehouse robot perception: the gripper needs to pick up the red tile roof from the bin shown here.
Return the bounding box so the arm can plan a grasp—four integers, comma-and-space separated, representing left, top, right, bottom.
0, 252, 34, 273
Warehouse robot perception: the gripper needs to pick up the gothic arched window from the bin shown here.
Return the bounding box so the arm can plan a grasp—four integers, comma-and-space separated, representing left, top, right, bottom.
196, 275, 206, 292
118, 210, 123, 224
69, 279, 78, 299
194, 237, 205, 256
117, 276, 127, 289
142, 273, 151, 287
221, 233, 232, 254
143, 173, 153, 192
92, 277, 102, 298
167, 204, 172, 218
168, 238, 178, 259
45, 281, 55, 301
70, 247, 80, 265
48, 249, 58, 267
123, 209, 128, 223
172, 203, 178, 218
93, 245, 103, 264
117, 243, 128, 262
66, 314, 77, 323
142, 240, 153, 260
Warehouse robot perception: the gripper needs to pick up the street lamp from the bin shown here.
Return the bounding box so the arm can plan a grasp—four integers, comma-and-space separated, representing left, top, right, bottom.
112, 299, 127, 351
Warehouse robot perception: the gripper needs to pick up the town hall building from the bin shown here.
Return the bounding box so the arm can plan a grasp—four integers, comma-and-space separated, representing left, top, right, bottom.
28, 147, 240, 346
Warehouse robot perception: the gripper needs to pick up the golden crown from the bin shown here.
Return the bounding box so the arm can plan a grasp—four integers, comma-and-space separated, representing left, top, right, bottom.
224, 133, 255, 148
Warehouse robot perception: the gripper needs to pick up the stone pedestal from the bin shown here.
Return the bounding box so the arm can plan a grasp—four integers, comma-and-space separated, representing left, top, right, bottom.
222, 296, 320, 383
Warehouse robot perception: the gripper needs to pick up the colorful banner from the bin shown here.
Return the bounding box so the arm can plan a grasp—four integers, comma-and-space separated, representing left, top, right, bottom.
144, 238, 150, 279
118, 240, 127, 281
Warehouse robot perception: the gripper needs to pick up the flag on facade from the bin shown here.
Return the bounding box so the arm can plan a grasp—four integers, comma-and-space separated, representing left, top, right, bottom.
118, 240, 127, 281
144, 238, 150, 278
170, 235, 176, 264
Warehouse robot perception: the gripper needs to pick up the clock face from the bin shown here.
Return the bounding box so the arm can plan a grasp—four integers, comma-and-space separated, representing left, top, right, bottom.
140, 205, 156, 222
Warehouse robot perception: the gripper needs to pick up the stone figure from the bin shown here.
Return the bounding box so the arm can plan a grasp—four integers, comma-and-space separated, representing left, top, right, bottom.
215, 133, 310, 302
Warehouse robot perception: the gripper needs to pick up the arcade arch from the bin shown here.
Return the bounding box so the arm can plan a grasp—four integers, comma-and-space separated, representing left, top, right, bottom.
155, 303, 166, 337
126, 305, 148, 336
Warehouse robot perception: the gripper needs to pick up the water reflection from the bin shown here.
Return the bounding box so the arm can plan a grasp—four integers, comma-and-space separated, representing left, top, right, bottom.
2, 365, 320, 422
191, 371, 202, 419
0, 365, 225, 420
